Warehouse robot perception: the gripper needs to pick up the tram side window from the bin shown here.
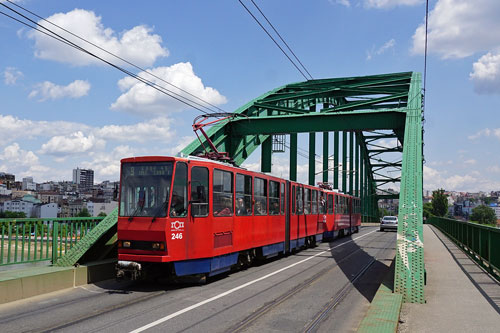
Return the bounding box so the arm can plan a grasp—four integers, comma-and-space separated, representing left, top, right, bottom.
254, 178, 267, 215
280, 183, 285, 215
319, 192, 326, 214
304, 188, 311, 215
213, 169, 233, 216
269, 181, 280, 215
236, 174, 252, 216
170, 162, 188, 217
191, 167, 209, 217
292, 186, 296, 214
327, 194, 333, 214
312, 190, 318, 214
296, 187, 303, 214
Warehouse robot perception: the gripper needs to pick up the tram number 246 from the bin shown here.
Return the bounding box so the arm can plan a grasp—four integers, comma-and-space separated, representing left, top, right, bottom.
171, 233, 183, 240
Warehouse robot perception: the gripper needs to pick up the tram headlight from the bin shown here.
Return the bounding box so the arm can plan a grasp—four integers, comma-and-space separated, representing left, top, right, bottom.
123, 241, 131, 248
152, 242, 165, 250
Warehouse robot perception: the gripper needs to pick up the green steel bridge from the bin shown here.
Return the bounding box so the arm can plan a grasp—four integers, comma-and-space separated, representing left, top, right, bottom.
1, 71, 425, 304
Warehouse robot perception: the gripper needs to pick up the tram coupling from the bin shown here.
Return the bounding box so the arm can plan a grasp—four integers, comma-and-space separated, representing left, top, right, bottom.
116, 260, 142, 280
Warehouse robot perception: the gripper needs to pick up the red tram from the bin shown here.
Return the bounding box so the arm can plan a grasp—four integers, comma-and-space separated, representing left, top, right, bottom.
116, 155, 361, 279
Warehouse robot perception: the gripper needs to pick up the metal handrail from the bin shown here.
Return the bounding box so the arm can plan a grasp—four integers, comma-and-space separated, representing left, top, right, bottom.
428, 216, 500, 281
0, 216, 104, 266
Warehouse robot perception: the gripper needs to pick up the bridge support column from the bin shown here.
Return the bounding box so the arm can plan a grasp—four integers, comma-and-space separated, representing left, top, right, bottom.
349, 131, 354, 195
355, 132, 359, 198
323, 132, 329, 183
290, 133, 297, 181
309, 132, 316, 185
342, 131, 347, 193
334, 131, 339, 190
261, 136, 272, 173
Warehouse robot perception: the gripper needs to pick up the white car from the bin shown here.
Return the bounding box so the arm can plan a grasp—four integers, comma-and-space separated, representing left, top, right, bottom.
380, 216, 398, 232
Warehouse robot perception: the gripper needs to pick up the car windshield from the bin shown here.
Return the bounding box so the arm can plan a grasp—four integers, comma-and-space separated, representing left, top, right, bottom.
119, 162, 173, 217
384, 216, 398, 221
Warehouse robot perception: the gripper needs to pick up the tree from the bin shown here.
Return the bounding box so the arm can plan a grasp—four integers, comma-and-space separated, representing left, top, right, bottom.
76, 208, 91, 217
431, 189, 448, 217
0, 211, 27, 218
423, 202, 433, 220
470, 205, 497, 225
97, 212, 107, 217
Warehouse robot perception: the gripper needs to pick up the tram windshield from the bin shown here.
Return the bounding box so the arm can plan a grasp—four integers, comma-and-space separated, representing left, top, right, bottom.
119, 162, 173, 218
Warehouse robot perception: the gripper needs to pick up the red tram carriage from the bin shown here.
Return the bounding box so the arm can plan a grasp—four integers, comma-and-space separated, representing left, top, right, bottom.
116, 155, 360, 279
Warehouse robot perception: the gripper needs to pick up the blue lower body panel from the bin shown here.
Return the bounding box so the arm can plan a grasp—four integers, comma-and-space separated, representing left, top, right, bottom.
323, 230, 339, 240
174, 253, 239, 277
315, 234, 323, 243
262, 242, 284, 257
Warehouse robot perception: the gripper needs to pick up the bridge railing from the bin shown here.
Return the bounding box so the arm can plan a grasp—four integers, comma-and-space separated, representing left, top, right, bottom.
0, 216, 104, 266
428, 216, 500, 281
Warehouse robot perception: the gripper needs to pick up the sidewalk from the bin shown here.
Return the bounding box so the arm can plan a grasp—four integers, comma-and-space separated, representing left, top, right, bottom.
398, 225, 500, 332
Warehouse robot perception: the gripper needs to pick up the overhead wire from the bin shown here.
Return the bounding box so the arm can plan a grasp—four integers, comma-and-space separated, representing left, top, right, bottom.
0, 2, 223, 116
248, 0, 313, 79
237, 0, 311, 81
4, 0, 226, 115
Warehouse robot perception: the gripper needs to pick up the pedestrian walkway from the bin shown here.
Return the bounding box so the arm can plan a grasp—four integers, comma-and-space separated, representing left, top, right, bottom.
398, 225, 500, 332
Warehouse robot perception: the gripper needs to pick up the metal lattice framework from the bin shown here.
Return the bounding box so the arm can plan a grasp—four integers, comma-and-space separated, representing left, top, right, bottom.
181, 72, 424, 303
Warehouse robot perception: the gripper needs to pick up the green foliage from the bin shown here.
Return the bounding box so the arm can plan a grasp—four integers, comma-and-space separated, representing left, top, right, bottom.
423, 202, 433, 220
470, 205, 497, 225
97, 212, 107, 217
76, 208, 91, 217
431, 189, 448, 217
0, 210, 27, 218
482, 197, 497, 205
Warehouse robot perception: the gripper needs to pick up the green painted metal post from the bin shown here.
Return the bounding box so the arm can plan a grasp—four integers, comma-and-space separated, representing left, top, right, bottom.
334, 131, 339, 190
349, 131, 354, 195
355, 133, 359, 197
342, 131, 347, 193
261, 136, 272, 173
309, 132, 316, 185
51, 222, 59, 264
290, 133, 298, 181
323, 132, 329, 183
360, 156, 364, 221
395, 72, 425, 304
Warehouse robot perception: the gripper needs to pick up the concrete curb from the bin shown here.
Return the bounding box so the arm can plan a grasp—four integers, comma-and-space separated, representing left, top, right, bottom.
0, 259, 116, 305
357, 257, 402, 332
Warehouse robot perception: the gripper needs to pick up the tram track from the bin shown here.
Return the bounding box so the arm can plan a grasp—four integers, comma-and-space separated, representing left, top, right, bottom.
223, 231, 390, 333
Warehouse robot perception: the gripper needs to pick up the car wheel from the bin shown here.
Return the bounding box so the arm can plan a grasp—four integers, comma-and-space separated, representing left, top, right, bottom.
380, 227, 384, 232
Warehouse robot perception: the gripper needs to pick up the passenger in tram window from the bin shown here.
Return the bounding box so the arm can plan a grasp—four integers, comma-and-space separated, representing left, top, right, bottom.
255, 200, 266, 215
216, 196, 233, 216
236, 197, 249, 216
170, 192, 186, 217
270, 201, 279, 215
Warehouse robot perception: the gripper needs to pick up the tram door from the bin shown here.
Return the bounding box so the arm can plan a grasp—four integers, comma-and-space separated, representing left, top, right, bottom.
285, 181, 290, 252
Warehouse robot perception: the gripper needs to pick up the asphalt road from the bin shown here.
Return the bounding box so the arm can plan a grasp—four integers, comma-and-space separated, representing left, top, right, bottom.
0, 226, 396, 333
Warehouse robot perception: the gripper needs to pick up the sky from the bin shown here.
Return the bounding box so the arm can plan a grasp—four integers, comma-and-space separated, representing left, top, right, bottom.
1, 0, 500, 193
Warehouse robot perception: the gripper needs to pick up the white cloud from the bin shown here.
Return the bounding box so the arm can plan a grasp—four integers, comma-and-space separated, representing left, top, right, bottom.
3, 67, 23, 85
367, 39, 396, 60
330, 0, 351, 7
39, 131, 104, 156
0, 143, 39, 166
95, 117, 175, 143
365, 0, 423, 8
487, 165, 500, 173
468, 128, 500, 140
412, 0, 500, 59
29, 80, 91, 101
111, 62, 227, 116
424, 165, 500, 192
0, 114, 88, 143
463, 159, 476, 165
28, 9, 168, 67
470, 51, 500, 94
81, 145, 137, 181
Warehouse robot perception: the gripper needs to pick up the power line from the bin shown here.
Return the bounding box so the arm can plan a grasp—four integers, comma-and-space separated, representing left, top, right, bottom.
5, 0, 226, 115
237, 0, 310, 81
249, 0, 313, 79
0, 2, 223, 116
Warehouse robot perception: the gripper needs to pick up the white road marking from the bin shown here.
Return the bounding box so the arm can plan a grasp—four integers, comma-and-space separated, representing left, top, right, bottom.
129, 229, 378, 333
78, 286, 103, 294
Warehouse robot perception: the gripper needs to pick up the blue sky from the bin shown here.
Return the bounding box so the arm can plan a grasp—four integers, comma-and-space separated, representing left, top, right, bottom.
1, 0, 499, 192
